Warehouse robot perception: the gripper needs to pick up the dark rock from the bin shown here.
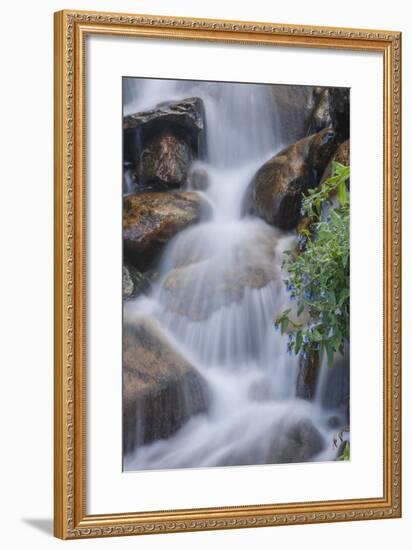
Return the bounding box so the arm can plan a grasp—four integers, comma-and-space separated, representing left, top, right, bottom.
307, 87, 349, 143
243, 128, 338, 230
123, 97, 205, 189
317, 353, 350, 421
123, 191, 211, 270
296, 351, 320, 400
268, 418, 325, 463
122, 263, 154, 300
328, 87, 350, 143
123, 317, 209, 454
327, 415, 342, 429
124, 97, 205, 153
271, 85, 318, 144
334, 427, 350, 459
123, 162, 137, 195
320, 139, 350, 185
306, 88, 333, 135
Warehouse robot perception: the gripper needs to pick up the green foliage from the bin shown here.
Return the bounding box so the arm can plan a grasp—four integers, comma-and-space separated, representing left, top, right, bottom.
338, 441, 350, 461
275, 162, 350, 367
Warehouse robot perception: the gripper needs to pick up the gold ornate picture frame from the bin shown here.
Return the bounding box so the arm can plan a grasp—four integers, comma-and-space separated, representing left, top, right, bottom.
54, 9, 401, 540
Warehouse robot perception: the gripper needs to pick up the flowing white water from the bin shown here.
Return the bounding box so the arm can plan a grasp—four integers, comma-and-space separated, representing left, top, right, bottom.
123, 79, 344, 470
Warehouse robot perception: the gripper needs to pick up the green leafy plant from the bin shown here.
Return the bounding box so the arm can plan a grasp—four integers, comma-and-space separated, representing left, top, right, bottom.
275, 162, 350, 368
338, 441, 350, 461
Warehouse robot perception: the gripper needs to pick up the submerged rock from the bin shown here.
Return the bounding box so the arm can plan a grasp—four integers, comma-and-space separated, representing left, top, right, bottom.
243, 128, 338, 230
123, 191, 211, 269
268, 418, 324, 463
124, 97, 205, 190
248, 377, 275, 402
123, 318, 209, 455
186, 164, 210, 191
161, 230, 278, 320
162, 260, 276, 321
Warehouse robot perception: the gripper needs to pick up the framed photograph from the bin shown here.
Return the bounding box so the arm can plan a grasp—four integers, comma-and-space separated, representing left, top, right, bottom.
54, 9, 402, 539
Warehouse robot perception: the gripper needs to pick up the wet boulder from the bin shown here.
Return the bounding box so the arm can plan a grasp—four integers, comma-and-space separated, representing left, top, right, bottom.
138, 133, 192, 190
296, 351, 320, 400
123, 317, 209, 454
316, 353, 350, 422
271, 85, 318, 144
320, 139, 350, 185
124, 97, 205, 190
243, 128, 338, 230
306, 87, 333, 135
306, 87, 350, 142
122, 263, 155, 300
123, 192, 211, 270
268, 418, 325, 463
328, 87, 350, 143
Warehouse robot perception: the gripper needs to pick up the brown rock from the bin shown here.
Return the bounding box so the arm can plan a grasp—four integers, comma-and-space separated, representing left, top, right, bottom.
123, 192, 211, 269
138, 133, 192, 190
123, 317, 209, 454
243, 128, 338, 230
320, 139, 350, 185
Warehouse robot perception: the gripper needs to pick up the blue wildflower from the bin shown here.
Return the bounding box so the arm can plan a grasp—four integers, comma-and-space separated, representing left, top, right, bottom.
303, 334, 310, 344
274, 322, 280, 331
287, 342, 293, 355
286, 282, 294, 293
334, 308, 342, 316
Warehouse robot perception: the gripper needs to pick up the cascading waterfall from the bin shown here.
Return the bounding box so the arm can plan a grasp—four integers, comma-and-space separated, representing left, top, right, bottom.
123, 79, 345, 471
